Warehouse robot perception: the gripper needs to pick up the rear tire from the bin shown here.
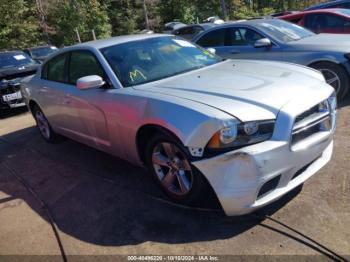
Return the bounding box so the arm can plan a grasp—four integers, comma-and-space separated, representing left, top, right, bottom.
145, 133, 210, 206
311, 62, 349, 101
32, 105, 60, 143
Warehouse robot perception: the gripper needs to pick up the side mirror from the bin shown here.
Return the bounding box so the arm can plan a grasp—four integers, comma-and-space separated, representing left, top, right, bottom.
76, 75, 105, 90
254, 38, 272, 48
207, 48, 216, 54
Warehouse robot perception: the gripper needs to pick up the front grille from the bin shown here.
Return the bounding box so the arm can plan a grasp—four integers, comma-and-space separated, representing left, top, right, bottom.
291, 100, 332, 148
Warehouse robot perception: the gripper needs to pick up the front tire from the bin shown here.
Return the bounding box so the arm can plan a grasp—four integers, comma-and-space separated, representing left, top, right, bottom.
145, 133, 209, 206
32, 105, 59, 143
311, 62, 349, 101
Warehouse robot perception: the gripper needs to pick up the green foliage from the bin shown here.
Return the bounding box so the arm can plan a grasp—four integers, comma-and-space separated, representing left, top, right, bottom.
0, 0, 43, 50
104, 0, 141, 36
0, 0, 329, 50
48, 0, 111, 46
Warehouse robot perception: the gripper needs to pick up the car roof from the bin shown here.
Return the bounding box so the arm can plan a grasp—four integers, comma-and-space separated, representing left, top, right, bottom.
305, 0, 350, 10
280, 8, 350, 19
75, 34, 170, 50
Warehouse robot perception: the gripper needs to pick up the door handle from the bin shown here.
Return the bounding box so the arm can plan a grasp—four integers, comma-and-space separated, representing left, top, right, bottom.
63, 93, 71, 105
39, 86, 48, 93
230, 50, 240, 54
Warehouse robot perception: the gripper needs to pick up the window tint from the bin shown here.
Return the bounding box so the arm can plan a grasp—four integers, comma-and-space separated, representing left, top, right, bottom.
229, 28, 263, 46
336, 3, 350, 8
197, 28, 227, 47
68, 51, 104, 84
46, 53, 67, 82
305, 14, 348, 30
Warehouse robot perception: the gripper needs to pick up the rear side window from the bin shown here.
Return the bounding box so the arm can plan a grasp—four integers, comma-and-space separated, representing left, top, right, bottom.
305, 14, 348, 30
197, 28, 228, 47
68, 51, 104, 84
44, 53, 68, 82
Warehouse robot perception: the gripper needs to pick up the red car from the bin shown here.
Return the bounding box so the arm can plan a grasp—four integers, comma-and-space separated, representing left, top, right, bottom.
279, 9, 350, 34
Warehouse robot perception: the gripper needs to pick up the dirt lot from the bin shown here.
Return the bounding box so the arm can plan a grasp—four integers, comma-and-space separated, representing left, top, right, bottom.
0, 100, 349, 261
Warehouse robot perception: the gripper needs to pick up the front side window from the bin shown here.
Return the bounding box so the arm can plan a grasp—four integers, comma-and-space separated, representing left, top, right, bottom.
45, 53, 68, 82
257, 19, 314, 42
197, 28, 228, 47
68, 51, 104, 84
229, 28, 263, 46
101, 37, 222, 87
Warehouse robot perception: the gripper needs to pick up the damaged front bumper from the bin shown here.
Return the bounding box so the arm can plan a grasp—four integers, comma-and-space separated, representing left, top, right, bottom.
193, 135, 333, 216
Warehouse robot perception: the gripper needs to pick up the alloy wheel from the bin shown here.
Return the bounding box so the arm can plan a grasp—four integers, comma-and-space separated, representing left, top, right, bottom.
152, 142, 193, 196
319, 68, 341, 94
35, 110, 50, 140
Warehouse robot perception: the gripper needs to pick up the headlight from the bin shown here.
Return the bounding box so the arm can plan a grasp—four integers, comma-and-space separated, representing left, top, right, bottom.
207, 120, 275, 150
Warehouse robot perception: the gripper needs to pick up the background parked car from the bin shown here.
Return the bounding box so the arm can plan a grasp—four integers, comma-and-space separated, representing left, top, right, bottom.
23, 45, 58, 63
279, 9, 350, 34
163, 22, 187, 34
0, 51, 39, 114
172, 23, 217, 40
193, 18, 350, 100
305, 0, 350, 10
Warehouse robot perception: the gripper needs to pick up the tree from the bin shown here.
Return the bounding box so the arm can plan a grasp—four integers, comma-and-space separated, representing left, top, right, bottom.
48, 0, 111, 46
0, 0, 43, 50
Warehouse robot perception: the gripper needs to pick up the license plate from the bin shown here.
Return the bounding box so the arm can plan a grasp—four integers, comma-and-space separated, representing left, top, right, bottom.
2, 91, 22, 102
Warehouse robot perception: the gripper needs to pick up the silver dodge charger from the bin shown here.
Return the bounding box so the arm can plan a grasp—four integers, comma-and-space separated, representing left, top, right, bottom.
21, 35, 337, 216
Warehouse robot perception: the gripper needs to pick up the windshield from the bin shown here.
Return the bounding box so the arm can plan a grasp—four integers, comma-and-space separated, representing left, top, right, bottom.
0, 52, 36, 70
101, 37, 222, 87
257, 19, 315, 42
31, 46, 57, 58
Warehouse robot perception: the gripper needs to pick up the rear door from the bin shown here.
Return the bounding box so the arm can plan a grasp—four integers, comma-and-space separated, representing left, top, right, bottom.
39, 53, 70, 130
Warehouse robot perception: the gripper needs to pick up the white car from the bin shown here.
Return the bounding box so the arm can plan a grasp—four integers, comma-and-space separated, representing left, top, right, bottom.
21, 34, 336, 215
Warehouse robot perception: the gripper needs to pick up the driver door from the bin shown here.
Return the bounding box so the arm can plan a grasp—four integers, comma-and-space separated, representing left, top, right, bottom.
60, 50, 111, 150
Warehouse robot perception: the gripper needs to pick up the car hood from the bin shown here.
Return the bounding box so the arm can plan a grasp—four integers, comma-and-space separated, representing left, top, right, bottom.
134, 60, 330, 122
0, 64, 39, 82
291, 33, 350, 52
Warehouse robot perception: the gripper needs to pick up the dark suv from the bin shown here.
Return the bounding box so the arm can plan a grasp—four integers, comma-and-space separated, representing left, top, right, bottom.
0, 51, 39, 113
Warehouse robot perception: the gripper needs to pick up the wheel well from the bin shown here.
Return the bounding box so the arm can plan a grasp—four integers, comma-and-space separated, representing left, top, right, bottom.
308, 60, 345, 70
136, 124, 182, 164
308, 60, 335, 67
28, 100, 39, 115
